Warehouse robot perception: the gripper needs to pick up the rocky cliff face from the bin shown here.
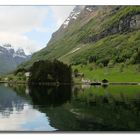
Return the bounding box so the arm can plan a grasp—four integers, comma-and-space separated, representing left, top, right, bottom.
83, 12, 140, 43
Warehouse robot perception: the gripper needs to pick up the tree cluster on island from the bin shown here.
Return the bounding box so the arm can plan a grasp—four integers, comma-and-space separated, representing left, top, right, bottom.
28, 59, 72, 84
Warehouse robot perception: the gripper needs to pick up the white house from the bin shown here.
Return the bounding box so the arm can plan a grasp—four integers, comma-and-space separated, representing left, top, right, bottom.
81, 78, 91, 84
25, 72, 30, 77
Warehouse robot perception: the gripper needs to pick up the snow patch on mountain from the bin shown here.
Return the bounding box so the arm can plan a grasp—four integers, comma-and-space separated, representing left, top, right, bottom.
13, 48, 27, 58
86, 7, 93, 12
63, 6, 85, 29
0, 43, 31, 74
0, 43, 30, 65
0, 44, 28, 58
3, 44, 12, 51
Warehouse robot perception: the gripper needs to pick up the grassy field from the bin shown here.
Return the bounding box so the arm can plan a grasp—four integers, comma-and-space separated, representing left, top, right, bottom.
1, 63, 140, 83
72, 64, 140, 82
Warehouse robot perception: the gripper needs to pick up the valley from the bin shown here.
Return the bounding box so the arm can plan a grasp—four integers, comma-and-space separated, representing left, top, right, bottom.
0, 6, 140, 132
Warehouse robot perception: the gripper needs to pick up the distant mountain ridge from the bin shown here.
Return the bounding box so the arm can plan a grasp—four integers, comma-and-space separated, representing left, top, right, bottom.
0, 44, 30, 74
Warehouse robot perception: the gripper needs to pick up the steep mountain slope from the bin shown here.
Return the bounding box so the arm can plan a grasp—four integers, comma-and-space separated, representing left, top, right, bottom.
0, 44, 30, 74
21, 6, 140, 68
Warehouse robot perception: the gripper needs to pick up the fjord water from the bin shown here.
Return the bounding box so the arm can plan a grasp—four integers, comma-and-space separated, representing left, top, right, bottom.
0, 84, 140, 131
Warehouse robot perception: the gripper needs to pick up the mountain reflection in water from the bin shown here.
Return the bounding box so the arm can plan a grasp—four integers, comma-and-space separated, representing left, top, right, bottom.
0, 84, 140, 131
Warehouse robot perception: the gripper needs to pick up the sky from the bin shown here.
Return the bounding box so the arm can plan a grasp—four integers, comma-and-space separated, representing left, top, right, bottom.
0, 6, 74, 54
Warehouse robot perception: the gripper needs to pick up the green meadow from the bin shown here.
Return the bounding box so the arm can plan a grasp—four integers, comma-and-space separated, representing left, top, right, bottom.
72, 64, 140, 82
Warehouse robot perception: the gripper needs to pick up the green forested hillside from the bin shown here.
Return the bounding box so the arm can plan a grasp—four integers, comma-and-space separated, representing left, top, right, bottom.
20, 6, 140, 69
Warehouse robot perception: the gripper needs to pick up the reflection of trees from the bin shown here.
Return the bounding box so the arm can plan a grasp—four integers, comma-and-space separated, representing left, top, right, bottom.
44, 107, 81, 131
29, 85, 72, 107
0, 85, 26, 117
66, 86, 140, 131
8, 84, 32, 103
4, 83, 140, 131
39, 86, 140, 131
28, 85, 83, 131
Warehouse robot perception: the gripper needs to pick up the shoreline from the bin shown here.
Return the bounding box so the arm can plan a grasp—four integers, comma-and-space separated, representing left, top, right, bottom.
0, 81, 140, 86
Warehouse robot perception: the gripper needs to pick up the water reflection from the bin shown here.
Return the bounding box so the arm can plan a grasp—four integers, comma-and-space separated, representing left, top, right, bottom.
70, 85, 140, 131
0, 84, 56, 131
0, 84, 140, 131
0, 85, 25, 117
29, 85, 71, 107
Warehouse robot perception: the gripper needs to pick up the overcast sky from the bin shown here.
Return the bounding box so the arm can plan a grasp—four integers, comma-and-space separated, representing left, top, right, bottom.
0, 6, 74, 54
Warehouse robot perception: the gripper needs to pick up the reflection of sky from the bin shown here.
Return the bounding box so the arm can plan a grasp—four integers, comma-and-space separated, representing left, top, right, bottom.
0, 104, 57, 131
0, 84, 57, 131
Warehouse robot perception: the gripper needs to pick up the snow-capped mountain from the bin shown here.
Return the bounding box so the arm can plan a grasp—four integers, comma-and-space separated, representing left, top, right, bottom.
13, 48, 26, 58
62, 6, 85, 28
50, 6, 101, 42
0, 44, 31, 74
50, 6, 85, 42
62, 6, 101, 29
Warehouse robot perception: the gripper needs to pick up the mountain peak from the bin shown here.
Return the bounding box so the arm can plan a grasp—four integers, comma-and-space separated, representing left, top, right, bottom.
0, 44, 31, 74
62, 6, 85, 29
3, 43, 12, 48
15, 48, 26, 56
2, 43, 13, 51
1, 43, 15, 54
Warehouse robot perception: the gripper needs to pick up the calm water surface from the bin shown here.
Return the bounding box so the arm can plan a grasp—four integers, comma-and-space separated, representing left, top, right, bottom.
0, 83, 140, 131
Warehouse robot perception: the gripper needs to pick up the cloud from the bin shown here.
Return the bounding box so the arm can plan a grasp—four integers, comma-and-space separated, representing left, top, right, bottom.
0, 6, 48, 33
0, 6, 74, 33
0, 6, 49, 54
0, 6, 74, 54
0, 32, 40, 54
